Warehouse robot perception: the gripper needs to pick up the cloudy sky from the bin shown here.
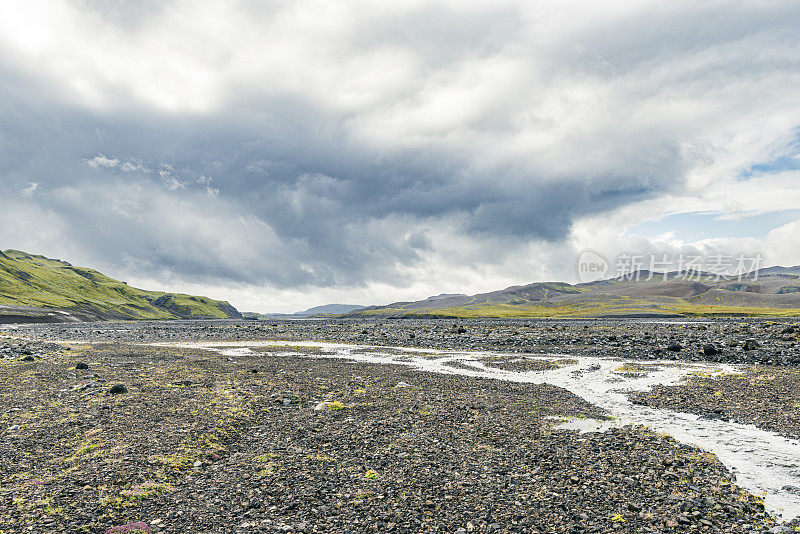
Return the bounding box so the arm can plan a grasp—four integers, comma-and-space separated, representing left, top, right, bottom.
2, 0, 800, 312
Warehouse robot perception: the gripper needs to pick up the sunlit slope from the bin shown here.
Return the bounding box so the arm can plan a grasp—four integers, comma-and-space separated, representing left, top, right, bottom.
351, 270, 800, 318
0, 250, 241, 320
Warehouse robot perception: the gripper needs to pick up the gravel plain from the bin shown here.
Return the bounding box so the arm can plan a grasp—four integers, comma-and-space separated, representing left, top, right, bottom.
1, 319, 798, 533
10, 317, 799, 366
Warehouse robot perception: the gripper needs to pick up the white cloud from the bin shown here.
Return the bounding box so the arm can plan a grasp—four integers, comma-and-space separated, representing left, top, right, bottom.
21, 182, 38, 196
119, 160, 149, 173
85, 154, 120, 169
85, 153, 149, 172
158, 170, 185, 191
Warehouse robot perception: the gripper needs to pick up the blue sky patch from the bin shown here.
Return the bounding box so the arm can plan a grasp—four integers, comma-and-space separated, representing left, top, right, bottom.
626, 210, 800, 241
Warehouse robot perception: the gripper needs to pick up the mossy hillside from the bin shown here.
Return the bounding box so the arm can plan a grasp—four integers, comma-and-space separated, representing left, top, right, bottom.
352, 299, 800, 319
348, 267, 800, 319
0, 250, 240, 320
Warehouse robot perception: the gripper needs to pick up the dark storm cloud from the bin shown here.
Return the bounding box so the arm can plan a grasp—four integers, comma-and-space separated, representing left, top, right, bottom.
1, 0, 800, 297
0, 89, 436, 286
0, 86, 676, 287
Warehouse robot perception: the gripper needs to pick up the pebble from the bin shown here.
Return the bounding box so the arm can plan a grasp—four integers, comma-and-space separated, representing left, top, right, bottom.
108, 384, 128, 394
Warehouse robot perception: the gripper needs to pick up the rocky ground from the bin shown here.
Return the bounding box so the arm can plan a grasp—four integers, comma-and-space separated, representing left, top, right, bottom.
2, 319, 800, 533
473, 356, 577, 373
7, 317, 800, 366
0, 334, 65, 362
0, 337, 782, 533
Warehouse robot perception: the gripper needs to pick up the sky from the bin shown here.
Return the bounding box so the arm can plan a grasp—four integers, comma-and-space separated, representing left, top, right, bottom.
2, 0, 800, 313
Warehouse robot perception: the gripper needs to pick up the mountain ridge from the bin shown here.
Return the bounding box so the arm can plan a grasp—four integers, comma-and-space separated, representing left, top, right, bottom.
347, 267, 800, 318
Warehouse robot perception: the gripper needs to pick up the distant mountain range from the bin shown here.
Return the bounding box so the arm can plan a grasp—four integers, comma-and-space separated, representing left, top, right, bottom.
242, 303, 366, 320
0, 250, 241, 323
344, 267, 800, 318
297, 303, 367, 315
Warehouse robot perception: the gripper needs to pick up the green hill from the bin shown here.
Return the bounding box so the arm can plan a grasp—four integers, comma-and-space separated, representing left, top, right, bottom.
0, 249, 241, 322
